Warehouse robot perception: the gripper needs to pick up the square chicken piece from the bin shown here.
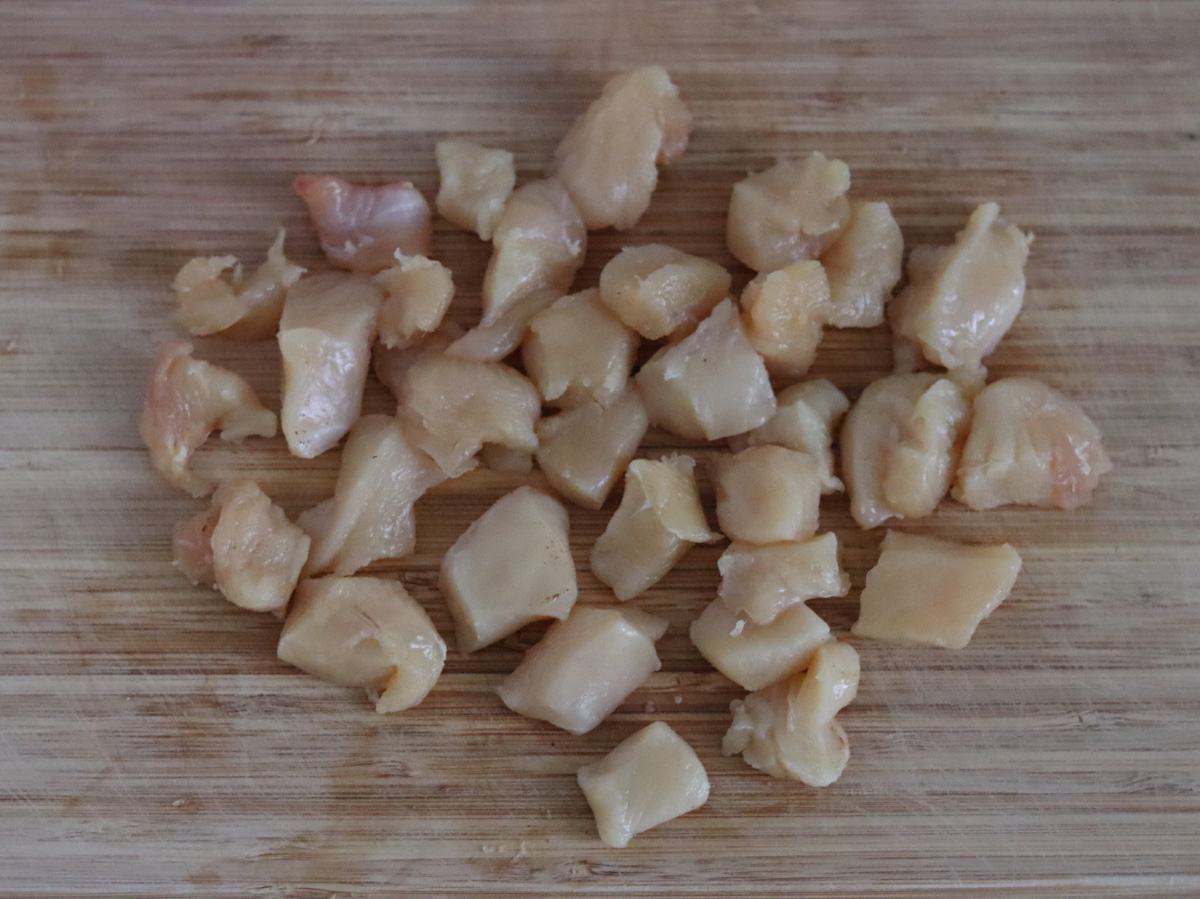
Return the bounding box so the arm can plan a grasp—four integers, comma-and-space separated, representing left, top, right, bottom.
739, 259, 831, 378
435, 140, 515, 241
718, 533, 849, 626
690, 598, 831, 692
714, 445, 821, 545
598, 244, 731, 340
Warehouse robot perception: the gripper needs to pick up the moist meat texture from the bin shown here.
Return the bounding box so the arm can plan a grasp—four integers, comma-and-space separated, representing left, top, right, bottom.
435, 140, 516, 240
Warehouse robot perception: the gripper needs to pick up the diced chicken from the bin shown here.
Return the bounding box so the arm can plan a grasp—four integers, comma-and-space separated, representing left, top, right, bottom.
549, 66, 692, 231
723, 640, 859, 787
139, 340, 277, 497
174, 230, 305, 339
277, 576, 445, 713
535, 385, 649, 510
590, 455, 720, 601
522, 288, 639, 408
294, 174, 432, 274
713, 445, 821, 545
953, 377, 1112, 510
820, 201, 904, 328
277, 273, 382, 459
172, 508, 216, 587
718, 533, 849, 626
852, 531, 1023, 649
496, 606, 667, 734
739, 260, 832, 378
445, 288, 560, 363
577, 722, 710, 849
726, 153, 851, 273
440, 486, 577, 653
435, 140, 516, 240
690, 598, 831, 692
636, 299, 777, 441
372, 325, 464, 395
841, 373, 970, 528
598, 244, 731, 340
374, 254, 454, 349
478, 443, 534, 473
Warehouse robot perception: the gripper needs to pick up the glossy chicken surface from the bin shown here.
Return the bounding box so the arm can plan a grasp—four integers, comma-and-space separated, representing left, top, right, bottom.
598, 244, 731, 340
820, 200, 903, 328
374, 254, 454, 350
717, 533, 849, 626
740, 259, 832, 378
446, 287, 560, 363
713, 445, 822, 545
435, 139, 516, 241
690, 598, 831, 692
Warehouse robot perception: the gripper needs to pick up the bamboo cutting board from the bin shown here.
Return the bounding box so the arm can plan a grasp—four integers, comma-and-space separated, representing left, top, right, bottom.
2, 2, 1199, 896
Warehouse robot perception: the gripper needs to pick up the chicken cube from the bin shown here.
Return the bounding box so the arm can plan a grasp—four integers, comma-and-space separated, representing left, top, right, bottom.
598, 244, 731, 340
820, 200, 904, 328
374, 254, 454, 350
690, 598, 831, 692
434, 140, 516, 240
478, 443, 534, 473
445, 288, 560, 363
713, 445, 821, 545
718, 533, 849, 626
739, 260, 832, 378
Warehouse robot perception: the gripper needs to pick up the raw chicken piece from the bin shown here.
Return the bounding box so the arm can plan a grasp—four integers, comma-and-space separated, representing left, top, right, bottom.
174, 230, 305, 339
374, 254, 453, 349
954, 377, 1112, 510
278, 273, 382, 459
479, 443, 534, 473
636, 299, 776, 441
852, 531, 1023, 649
172, 508, 216, 587
690, 598, 831, 692
577, 722, 710, 849
889, 202, 1033, 379
718, 533, 849, 626
549, 66, 692, 231
723, 640, 859, 786
294, 174, 432, 274
739, 260, 832, 378
277, 576, 445, 713
598, 244, 731, 340
440, 486, 577, 653
536, 386, 649, 510
140, 340, 277, 497
820, 201, 903, 328
522, 288, 639, 408
445, 288, 560, 363
713, 445, 821, 545
726, 153, 851, 273
435, 140, 516, 240
497, 606, 668, 734
590, 455, 721, 601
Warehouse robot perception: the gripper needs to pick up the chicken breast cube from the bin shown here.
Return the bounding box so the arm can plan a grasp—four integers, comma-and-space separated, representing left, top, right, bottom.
690, 598, 831, 692
478, 443, 534, 473
374, 254, 453, 350
549, 65, 692, 231
820, 201, 904, 328
294, 175, 432, 274
522, 288, 639, 408
718, 533, 849, 626
445, 288, 560, 363
590, 455, 720, 601
440, 487, 577, 653
277, 577, 445, 713
174, 230, 304, 339
578, 722, 710, 849
740, 260, 832, 378
954, 377, 1112, 510
636, 299, 776, 441
726, 153, 851, 273
598, 244, 731, 340
435, 140, 516, 240
842, 373, 970, 528
853, 531, 1023, 649
536, 386, 649, 510
723, 640, 859, 786
889, 202, 1033, 379
497, 606, 668, 735
140, 340, 277, 497
714, 446, 821, 545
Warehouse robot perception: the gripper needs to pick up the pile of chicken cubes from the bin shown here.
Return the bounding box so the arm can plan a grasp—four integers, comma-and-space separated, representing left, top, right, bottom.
142, 66, 1112, 849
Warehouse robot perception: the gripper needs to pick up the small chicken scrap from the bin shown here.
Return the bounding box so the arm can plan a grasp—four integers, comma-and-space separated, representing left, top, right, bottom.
374, 254, 454, 350
717, 533, 849, 626
598, 244, 731, 340
820, 200, 904, 328
690, 598, 831, 692
739, 259, 832, 378
435, 139, 516, 241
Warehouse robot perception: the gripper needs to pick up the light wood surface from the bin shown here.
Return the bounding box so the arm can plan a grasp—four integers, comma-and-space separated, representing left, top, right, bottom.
2, 2, 1199, 896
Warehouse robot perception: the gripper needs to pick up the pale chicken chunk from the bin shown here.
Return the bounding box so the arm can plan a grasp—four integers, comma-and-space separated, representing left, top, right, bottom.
598, 244, 731, 340
713, 445, 821, 545
852, 531, 1023, 649
478, 443, 534, 473
718, 533, 849, 626
549, 66, 692, 231
445, 287, 560, 363
954, 377, 1112, 510
690, 598, 831, 692
496, 606, 667, 734
374, 254, 453, 349
820, 200, 904, 328
277, 576, 445, 713
140, 340, 277, 497
578, 722, 710, 849
740, 260, 832, 378
434, 140, 516, 240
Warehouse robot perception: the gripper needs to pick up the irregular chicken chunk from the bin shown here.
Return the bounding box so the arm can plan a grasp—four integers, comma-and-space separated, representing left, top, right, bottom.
374, 254, 453, 349
434, 140, 516, 240
497, 606, 667, 734
718, 533, 849, 626
578, 722, 710, 849
690, 598, 831, 692
726, 153, 851, 273
277, 576, 445, 713
590, 455, 720, 601
549, 65, 692, 231
440, 486, 577, 653
954, 377, 1112, 510
278, 273, 382, 459
820, 201, 904, 328
478, 443, 534, 473
852, 531, 1023, 649
739, 260, 832, 378
445, 287, 560, 363
294, 174, 432, 273
713, 445, 821, 545
140, 340, 277, 497
723, 640, 859, 786
598, 244, 731, 340
636, 299, 776, 441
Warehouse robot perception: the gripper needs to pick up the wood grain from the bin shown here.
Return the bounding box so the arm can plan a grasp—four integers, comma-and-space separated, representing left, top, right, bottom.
2, 1, 1199, 896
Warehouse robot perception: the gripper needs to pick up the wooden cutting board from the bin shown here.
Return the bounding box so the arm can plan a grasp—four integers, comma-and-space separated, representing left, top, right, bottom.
2, 2, 1198, 896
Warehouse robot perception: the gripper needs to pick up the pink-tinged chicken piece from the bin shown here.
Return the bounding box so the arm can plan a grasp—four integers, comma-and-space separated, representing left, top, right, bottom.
690, 598, 831, 692
373, 254, 454, 350
718, 533, 849, 626
294, 175, 432, 274
139, 340, 277, 497
739, 260, 832, 378
953, 377, 1112, 510
435, 140, 516, 241
549, 65, 692, 231
598, 244, 731, 341
277, 273, 382, 459
820, 201, 904, 328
